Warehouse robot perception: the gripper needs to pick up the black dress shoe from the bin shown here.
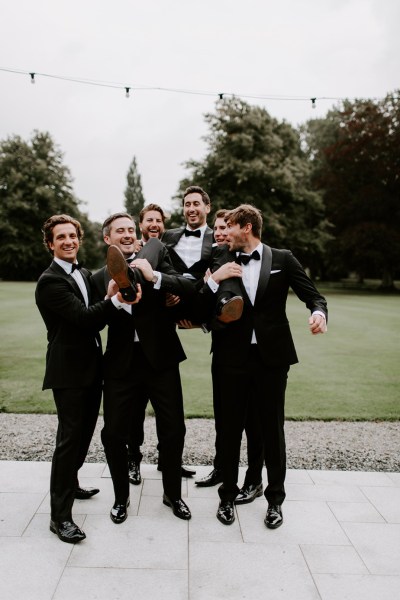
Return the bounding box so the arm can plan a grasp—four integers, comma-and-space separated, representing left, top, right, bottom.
50, 519, 86, 543
163, 494, 192, 520
128, 460, 142, 485
75, 486, 100, 500
216, 500, 235, 525
264, 504, 283, 529
217, 296, 244, 323
181, 465, 196, 478
110, 499, 130, 524
234, 482, 263, 505
195, 468, 223, 487
157, 464, 196, 478
107, 245, 137, 302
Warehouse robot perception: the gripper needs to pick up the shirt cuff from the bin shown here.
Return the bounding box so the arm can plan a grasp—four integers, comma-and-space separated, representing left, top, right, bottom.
207, 276, 219, 294
312, 310, 326, 319
153, 271, 162, 289
111, 294, 124, 309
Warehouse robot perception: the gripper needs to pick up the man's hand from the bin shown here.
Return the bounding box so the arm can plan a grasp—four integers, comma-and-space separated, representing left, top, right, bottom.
133, 239, 143, 253
176, 319, 199, 329
129, 258, 154, 281
166, 293, 181, 307
211, 262, 242, 284
308, 314, 327, 335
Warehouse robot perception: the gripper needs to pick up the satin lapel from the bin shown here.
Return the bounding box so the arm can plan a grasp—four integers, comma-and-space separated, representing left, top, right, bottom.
163, 227, 185, 248
201, 227, 214, 261
50, 261, 84, 301
254, 244, 272, 305
81, 268, 92, 303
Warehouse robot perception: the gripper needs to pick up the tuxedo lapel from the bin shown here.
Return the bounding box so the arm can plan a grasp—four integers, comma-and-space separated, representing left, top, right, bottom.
49, 261, 87, 305
254, 244, 272, 305
201, 227, 214, 261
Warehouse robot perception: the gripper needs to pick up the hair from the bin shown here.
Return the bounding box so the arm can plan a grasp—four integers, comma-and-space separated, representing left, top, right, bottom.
214, 209, 228, 222
182, 185, 211, 206
42, 214, 83, 254
139, 203, 166, 224
225, 204, 263, 239
102, 212, 135, 237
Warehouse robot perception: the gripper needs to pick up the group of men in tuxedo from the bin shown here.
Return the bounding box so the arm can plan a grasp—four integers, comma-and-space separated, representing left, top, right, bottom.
36, 185, 327, 544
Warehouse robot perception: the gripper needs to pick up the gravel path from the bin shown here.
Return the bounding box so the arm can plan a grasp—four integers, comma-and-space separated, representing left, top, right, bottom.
1, 414, 399, 472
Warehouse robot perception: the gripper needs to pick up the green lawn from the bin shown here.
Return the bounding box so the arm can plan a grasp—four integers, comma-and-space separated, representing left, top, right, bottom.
0, 281, 399, 420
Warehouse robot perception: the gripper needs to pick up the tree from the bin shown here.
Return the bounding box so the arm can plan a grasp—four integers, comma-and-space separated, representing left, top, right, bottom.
303, 92, 400, 288
124, 157, 145, 222
0, 130, 104, 280
175, 98, 331, 272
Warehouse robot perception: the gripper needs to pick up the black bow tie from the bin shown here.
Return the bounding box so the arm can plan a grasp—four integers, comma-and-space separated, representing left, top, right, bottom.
238, 250, 260, 265
71, 262, 83, 272
184, 229, 201, 238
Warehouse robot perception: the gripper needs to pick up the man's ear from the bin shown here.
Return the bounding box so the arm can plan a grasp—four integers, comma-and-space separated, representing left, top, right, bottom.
104, 236, 111, 246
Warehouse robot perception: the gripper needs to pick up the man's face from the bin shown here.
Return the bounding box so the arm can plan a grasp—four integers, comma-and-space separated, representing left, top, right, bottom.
104, 216, 137, 257
225, 221, 247, 252
213, 217, 228, 245
49, 223, 80, 263
183, 192, 210, 229
140, 210, 165, 241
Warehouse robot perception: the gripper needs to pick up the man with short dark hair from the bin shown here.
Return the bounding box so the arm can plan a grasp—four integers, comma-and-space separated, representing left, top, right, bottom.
202, 204, 328, 528
35, 214, 133, 543
91, 212, 195, 523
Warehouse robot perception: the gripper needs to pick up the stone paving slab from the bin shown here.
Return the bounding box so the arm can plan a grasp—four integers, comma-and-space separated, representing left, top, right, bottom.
0, 460, 399, 600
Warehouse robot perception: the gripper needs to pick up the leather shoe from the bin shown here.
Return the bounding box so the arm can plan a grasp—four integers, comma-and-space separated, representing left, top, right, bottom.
163, 494, 191, 520
217, 296, 244, 323
107, 245, 137, 302
128, 460, 142, 485
234, 482, 263, 505
110, 499, 130, 524
264, 504, 283, 529
50, 519, 86, 543
195, 468, 223, 487
181, 465, 196, 477
75, 486, 100, 500
157, 464, 196, 478
216, 500, 235, 525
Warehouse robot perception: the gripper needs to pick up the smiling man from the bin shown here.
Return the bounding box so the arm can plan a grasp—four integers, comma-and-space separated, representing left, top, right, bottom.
201, 204, 328, 529
91, 212, 196, 524
139, 203, 166, 243
35, 214, 132, 544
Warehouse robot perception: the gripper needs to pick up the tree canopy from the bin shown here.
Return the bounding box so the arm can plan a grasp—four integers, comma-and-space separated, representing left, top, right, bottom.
0, 131, 103, 280
124, 156, 145, 225
302, 91, 400, 287
176, 97, 331, 271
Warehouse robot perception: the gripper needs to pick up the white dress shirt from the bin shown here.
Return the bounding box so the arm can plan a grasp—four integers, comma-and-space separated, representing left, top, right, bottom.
173, 224, 208, 275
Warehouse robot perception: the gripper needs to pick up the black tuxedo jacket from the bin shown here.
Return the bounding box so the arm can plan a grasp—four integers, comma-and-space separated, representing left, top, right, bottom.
90, 240, 195, 375
35, 261, 114, 390
206, 244, 328, 368
162, 225, 215, 282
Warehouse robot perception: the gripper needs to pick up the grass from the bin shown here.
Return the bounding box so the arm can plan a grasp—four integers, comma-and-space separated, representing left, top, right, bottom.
0, 282, 399, 420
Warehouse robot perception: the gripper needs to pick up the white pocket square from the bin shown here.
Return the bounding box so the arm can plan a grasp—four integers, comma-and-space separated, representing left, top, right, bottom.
270, 270, 281, 274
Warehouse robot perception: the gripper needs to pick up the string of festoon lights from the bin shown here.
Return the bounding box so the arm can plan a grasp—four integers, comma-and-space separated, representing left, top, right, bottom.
0, 66, 348, 109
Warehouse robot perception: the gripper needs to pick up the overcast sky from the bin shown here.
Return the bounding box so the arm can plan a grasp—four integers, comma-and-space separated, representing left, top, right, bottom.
1, 0, 399, 223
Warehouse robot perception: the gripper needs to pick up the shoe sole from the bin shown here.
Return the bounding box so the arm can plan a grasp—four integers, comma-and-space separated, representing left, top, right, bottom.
234, 489, 263, 505
107, 245, 137, 301
218, 297, 244, 323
